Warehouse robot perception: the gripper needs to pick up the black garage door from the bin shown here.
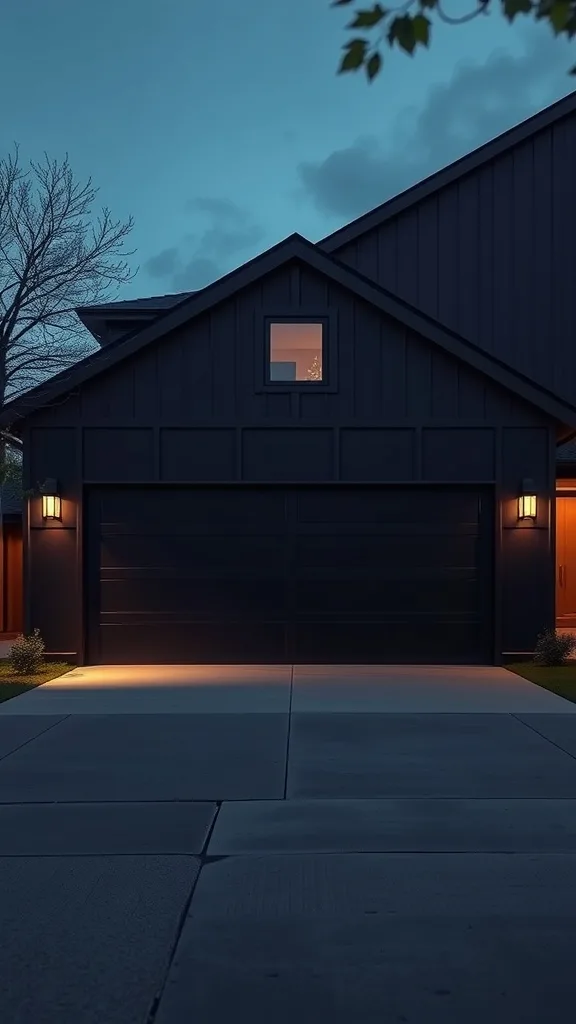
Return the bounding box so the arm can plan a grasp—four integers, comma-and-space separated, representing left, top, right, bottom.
86, 486, 493, 664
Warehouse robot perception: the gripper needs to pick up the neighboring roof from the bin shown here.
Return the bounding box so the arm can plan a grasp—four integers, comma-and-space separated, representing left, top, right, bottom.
318, 90, 576, 254
0, 480, 22, 516
557, 439, 576, 463
76, 291, 199, 344
3, 232, 576, 432
76, 291, 196, 316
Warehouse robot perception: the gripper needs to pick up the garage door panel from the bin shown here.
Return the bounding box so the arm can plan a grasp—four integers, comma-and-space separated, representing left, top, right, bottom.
100, 535, 287, 571
100, 578, 288, 617
295, 578, 480, 617
294, 620, 485, 663
96, 488, 286, 525
294, 535, 479, 570
99, 622, 287, 664
87, 486, 493, 665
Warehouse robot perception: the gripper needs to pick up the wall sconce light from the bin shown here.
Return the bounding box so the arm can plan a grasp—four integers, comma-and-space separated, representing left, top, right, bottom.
518, 478, 537, 521
40, 478, 61, 521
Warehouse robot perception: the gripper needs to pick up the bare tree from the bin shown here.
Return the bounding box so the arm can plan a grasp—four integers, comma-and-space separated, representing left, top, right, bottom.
0, 145, 137, 537
0, 144, 136, 406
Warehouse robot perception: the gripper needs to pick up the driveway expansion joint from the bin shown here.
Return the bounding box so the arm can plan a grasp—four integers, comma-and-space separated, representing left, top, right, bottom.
0, 714, 71, 763
510, 712, 576, 761
144, 802, 223, 1024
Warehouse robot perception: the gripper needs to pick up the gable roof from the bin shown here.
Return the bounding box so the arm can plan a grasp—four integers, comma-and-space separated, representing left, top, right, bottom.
318, 90, 576, 254
3, 232, 576, 431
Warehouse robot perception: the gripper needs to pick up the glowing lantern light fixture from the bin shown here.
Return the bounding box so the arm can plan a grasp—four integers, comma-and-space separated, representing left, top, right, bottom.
40, 478, 61, 521
518, 478, 537, 521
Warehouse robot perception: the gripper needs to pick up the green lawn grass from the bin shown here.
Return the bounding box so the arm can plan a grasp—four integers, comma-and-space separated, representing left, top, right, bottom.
0, 661, 72, 703
506, 663, 576, 704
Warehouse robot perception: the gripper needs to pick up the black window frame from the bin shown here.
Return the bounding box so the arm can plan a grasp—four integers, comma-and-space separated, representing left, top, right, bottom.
256, 311, 338, 394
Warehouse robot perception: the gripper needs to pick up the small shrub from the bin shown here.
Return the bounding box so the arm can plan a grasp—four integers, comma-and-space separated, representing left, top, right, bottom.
533, 628, 576, 667
9, 629, 46, 675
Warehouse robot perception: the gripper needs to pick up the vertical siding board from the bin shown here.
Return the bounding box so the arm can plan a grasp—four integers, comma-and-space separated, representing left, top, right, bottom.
484, 386, 512, 424
415, 198, 439, 317
550, 119, 576, 395
395, 209, 419, 304
477, 163, 495, 354
457, 365, 486, 420
349, 304, 368, 420
455, 176, 480, 340
34, 394, 81, 427
333, 292, 354, 420
510, 140, 536, 378
80, 363, 135, 422
133, 347, 159, 423
379, 320, 407, 419
436, 187, 460, 329
491, 153, 514, 371
532, 128, 554, 388
377, 219, 398, 291
431, 350, 459, 419
299, 266, 330, 306
353, 230, 379, 279
338, 239, 358, 272
235, 291, 258, 420
260, 265, 293, 306
157, 333, 186, 422
181, 315, 213, 420
353, 305, 382, 419
206, 305, 233, 420
405, 332, 432, 418
500, 426, 554, 651
289, 263, 301, 304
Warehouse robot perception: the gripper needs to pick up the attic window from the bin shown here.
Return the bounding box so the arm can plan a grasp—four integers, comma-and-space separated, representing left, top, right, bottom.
268, 321, 324, 383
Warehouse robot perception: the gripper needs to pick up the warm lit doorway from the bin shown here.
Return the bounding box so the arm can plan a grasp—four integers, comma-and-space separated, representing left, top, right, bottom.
556, 495, 576, 626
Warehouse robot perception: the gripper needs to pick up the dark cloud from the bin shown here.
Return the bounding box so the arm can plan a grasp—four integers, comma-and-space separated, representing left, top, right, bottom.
144, 198, 265, 291
145, 247, 179, 277
299, 26, 574, 220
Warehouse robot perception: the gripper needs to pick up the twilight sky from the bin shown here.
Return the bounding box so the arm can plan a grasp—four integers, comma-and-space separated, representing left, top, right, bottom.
2, 0, 574, 302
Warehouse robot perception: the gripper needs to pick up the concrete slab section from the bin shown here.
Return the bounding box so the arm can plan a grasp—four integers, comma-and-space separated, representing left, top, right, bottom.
292, 664, 576, 712
0, 801, 218, 855
208, 797, 576, 854
154, 852, 576, 1024
0, 665, 292, 715
287, 713, 576, 798
513, 713, 576, 758
0, 714, 288, 802
0, 854, 198, 1024
0, 715, 68, 759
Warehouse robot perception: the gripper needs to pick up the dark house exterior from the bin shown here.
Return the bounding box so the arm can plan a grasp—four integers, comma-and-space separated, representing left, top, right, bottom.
0, 482, 23, 635
2, 91, 576, 666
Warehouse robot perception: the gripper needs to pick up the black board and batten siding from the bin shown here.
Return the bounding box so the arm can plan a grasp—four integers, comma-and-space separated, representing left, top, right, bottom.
23, 261, 555, 663
328, 112, 576, 407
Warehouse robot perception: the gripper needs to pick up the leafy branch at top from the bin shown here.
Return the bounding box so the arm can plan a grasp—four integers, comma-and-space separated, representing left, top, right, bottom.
332, 0, 576, 82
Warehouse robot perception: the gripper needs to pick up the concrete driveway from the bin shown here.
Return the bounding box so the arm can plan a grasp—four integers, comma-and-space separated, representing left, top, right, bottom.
1, 664, 576, 1023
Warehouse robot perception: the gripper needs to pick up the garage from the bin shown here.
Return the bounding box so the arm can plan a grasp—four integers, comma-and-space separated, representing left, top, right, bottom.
85, 486, 494, 665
